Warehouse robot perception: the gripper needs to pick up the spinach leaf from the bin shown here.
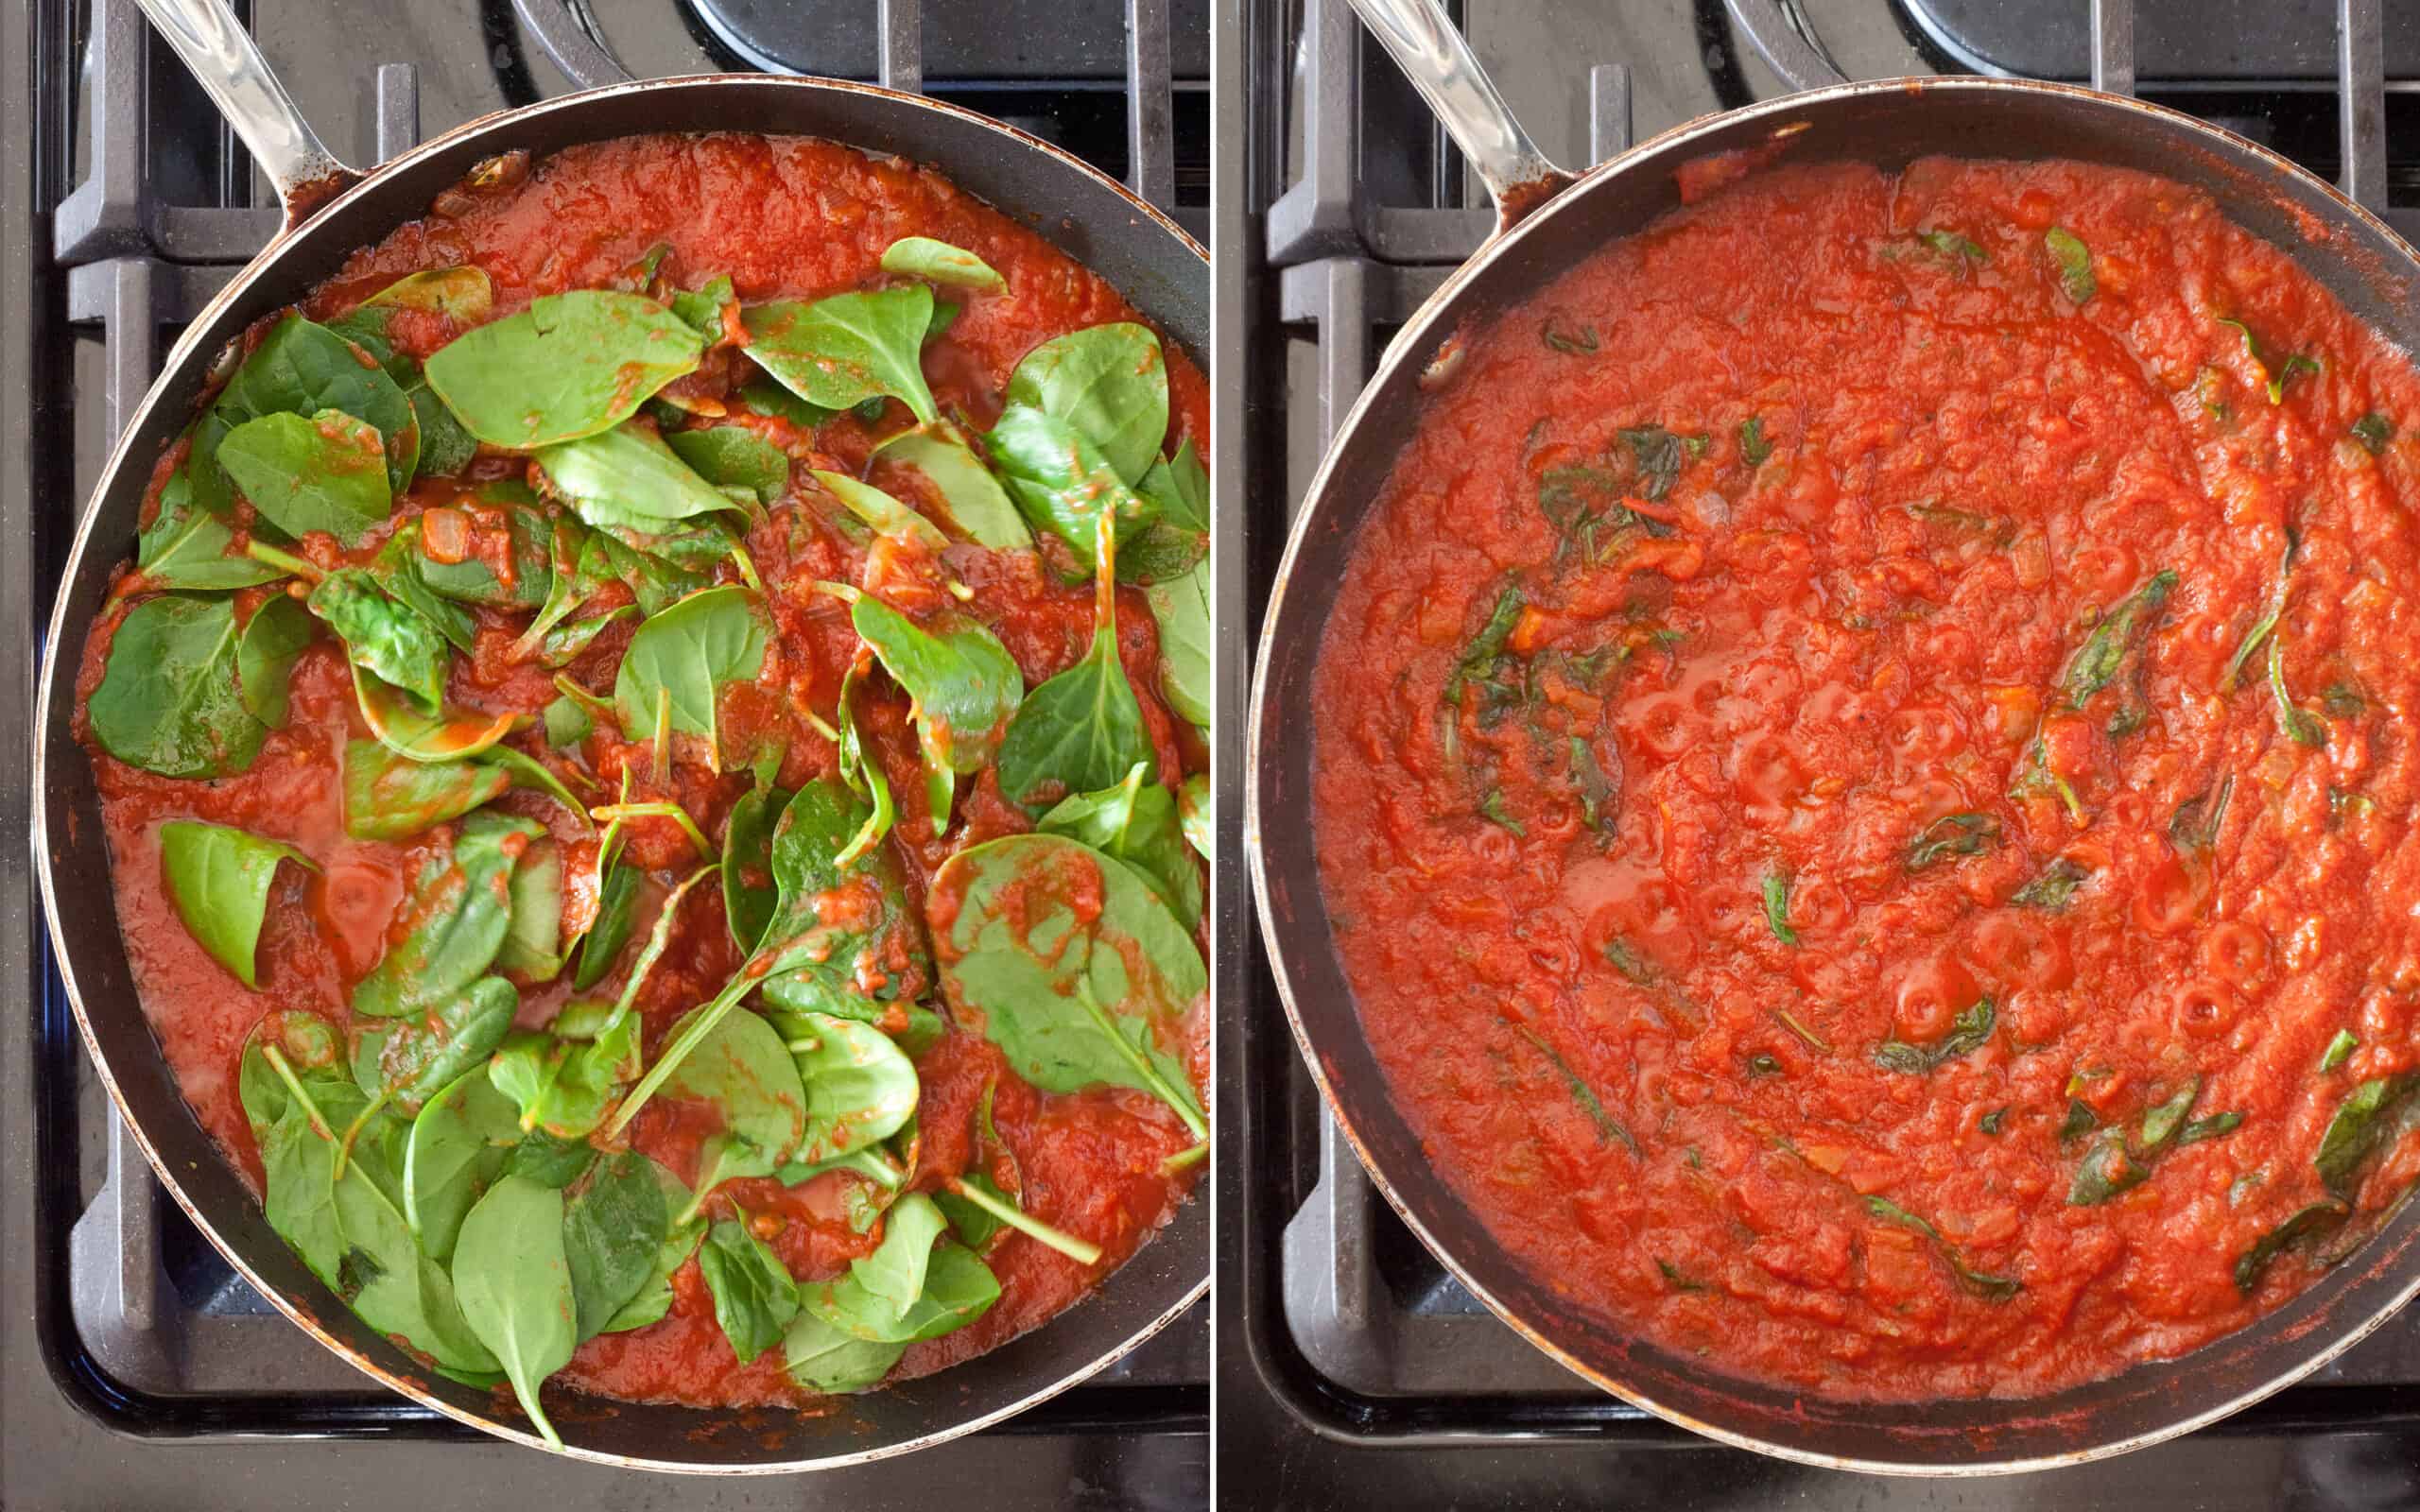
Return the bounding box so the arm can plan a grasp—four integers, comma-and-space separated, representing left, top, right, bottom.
1176, 781, 1213, 873
217, 409, 394, 546
1864, 1194, 2020, 1300
2353, 412, 2395, 455
2268, 631, 2326, 747
612, 584, 770, 769
538, 604, 634, 667
500, 1128, 596, 1189
698, 1216, 802, 1365
2044, 227, 2094, 302
1737, 415, 1772, 468
2061, 570, 2177, 708
813, 468, 948, 550
986, 404, 1159, 576
741, 288, 940, 424
1616, 425, 1686, 502
1508, 1019, 1637, 1154
356, 975, 517, 1112
873, 424, 1030, 548
1038, 762, 1203, 930
666, 424, 789, 506
138, 479, 287, 590
364, 265, 493, 320
2217, 317, 2322, 404
783, 1311, 907, 1394
2236, 1201, 2351, 1294
994, 528, 1153, 814
158, 819, 314, 988
2066, 1127, 2151, 1205
2323, 1028, 2360, 1074
1443, 586, 1526, 711
351, 663, 518, 763
685, 1131, 780, 1224
1761, 870, 1798, 946
881, 235, 1005, 291
660, 1004, 807, 1160
1874, 998, 1996, 1075
722, 782, 791, 954
573, 857, 642, 992
409, 384, 477, 475
1920, 228, 1987, 263
603, 1160, 705, 1333
2010, 856, 2088, 910
1126, 439, 1210, 581
2169, 778, 2235, 856
413, 484, 553, 608
352, 812, 541, 1019
1907, 812, 1999, 872
402, 1065, 518, 1263
851, 593, 1024, 829
90, 593, 267, 777
800, 1228, 998, 1345
1003, 322, 1168, 486
536, 421, 739, 531
329, 1113, 498, 1377
512, 518, 606, 660
195, 315, 421, 507
452, 1175, 578, 1448
1133, 447, 1210, 727
309, 568, 450, 713
494, 839, 564, 978
930, 833, 1204, 1137
781, 1010, 919, 1165
737, 377, 836, 430
543, 694, 593, 750
233, 593, 314, 730
847, 1191, 948, 1321
2317, 1074, 2420, 1196
562, 1150, 670, 1341
830, 662, 897, 868
424, 290, 705, 449
369, 528, 476, 654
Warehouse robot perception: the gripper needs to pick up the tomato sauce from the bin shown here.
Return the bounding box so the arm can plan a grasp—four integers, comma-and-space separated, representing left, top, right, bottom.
1313, 156, 2420, 1400
74, 132, 1206, 1411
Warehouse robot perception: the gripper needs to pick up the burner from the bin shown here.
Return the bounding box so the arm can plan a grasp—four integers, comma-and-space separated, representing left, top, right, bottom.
682, 0, 1211, 80
1898, 0, 2420, 83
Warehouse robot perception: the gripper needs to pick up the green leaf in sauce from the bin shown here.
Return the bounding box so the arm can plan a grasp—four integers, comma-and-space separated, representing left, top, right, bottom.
720, 781, 792, 954
665, 424, 790, 507
611, 584, 770, 771
216, 408, 394, 547
1873, 997, 1996, 1075
1567, 736, 1619, 837
2216, 317, 2323, 404
355, 974, 517, 1113
2353, 412, 2396, 455
1616, 424, 1687, 503
741, 287, 940, 425
424, 289, 705, 449
308, 568, 449, 713
452, 1174, 577, 1447
1863, 1194, 2020, 1300
873, 422, 1032, 550
2316, 1074, 2420, 1196
1178, 774, 1210, 861
2268, 630, 2327, 747
929, 833, 1205, 1139
881, 235, 1006, 291
798, 1197, 999, 1346
536, 420, 745, 537
2235, 1201, 2351, 1295
994, 521, 1154, 815
2177, 1111, 2244, 1146
90, 593, 268, 778
1737, 415, 1772, 469
1004, 321, 1169, 487
351, 812, 541, 1019
1919, 229, 1987, 263
561, 1150, 670, 1342
1506, 1018, 1638, 1155
2044, 227, 2095, 302
2010, 857, 2089, 911
781, 1009, 920, 1166
1906, 812, 2000, 871
1037, 761, 1204, 931
1761, 870, 1798, 947
401, 1065, 518, 1263
1478, 789, 1525, 836
851, 593, 1024, 830
350, 663, 518, 765
697, 1215, 802, 1366
986, 404, 1161, 576
369, 526, 477, 653
2322, 1028, 2360, 1074
137, 476, 288, 591
2060, 570, 2176, 708
157, 819, 315, 988
2059, 1097, 2100, 1143
1443, 585, 1527, 713
783, 1310, 908, 1394
2169, 776, 2235, 855
233, 593, 314, 730
1542, 320, 1599, 355
194, 314, 422, 506
2067, 1128, 2152, 1205
1979, 1107, 2008, 1136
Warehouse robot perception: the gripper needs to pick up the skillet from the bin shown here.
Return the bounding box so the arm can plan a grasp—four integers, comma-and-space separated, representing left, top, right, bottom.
1246, 0, 2420, 1473
32, 0, 1208, 1472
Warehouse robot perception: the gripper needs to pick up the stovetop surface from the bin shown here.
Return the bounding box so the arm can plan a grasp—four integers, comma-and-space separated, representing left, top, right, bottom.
1216, 0, 2420, 1505
4, 0, 1204, 1505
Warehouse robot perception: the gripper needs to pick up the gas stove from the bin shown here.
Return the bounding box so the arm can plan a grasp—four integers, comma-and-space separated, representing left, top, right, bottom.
1, 1, 1205, 1504
1214, 0, 2420, 1504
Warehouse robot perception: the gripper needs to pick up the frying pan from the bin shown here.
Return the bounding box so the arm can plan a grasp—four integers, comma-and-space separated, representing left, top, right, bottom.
31, 0, 1206, 1473
1246, 0, 2420, 1475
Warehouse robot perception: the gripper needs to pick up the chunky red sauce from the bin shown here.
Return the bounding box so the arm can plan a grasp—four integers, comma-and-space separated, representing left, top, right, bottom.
76, 133, 1206, 1411
1314, 156, 2420, 1400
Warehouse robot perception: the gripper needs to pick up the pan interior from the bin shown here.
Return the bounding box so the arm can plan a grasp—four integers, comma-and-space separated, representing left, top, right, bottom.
37, 76, 1206, 1472
1250, 77, 2420, 1473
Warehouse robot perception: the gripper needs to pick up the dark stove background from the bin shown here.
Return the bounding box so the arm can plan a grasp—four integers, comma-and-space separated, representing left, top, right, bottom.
1216, 0, 2420, 1505
2, 1, 1205, 1505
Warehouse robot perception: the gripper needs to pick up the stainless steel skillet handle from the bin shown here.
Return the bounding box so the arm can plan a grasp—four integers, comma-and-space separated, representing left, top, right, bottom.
130, 0, 361, 229
1340, 0, 1577, 232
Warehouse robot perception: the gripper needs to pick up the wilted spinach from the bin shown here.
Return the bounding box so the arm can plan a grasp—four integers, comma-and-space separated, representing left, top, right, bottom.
741, 287, 940, 424
90, 593, 267, 778
424, 289, 705, 448
157, 819, 315, 988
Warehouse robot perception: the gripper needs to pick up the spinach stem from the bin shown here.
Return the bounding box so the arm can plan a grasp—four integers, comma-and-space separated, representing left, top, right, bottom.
332, 1089, 389, 1180
259, 1043, 333, 1141
650, 686, 672, 786
1074, 980, 1207, 1140
607, 972, 751, 1140
244, 540, 324, 582
727, 542, 765, 594
1161, 1142, 1210, 1177
588, 800, 712, 860
942, 1176, 1105, 1264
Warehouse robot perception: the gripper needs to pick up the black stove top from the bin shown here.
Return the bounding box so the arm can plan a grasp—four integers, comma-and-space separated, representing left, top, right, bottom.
1, 1, 1205, 1504
1215, 0, 2420, 1504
